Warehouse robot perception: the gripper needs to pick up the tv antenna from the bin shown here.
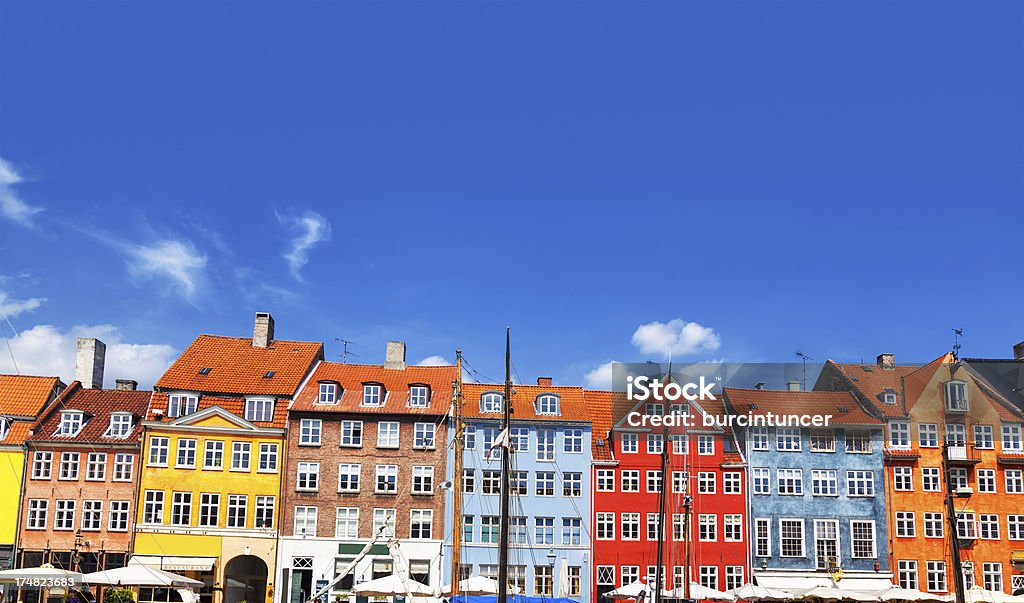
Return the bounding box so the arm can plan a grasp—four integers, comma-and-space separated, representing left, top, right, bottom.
952, 329, 963, 361
796, 351, 813, 391
334, 338, 363, 363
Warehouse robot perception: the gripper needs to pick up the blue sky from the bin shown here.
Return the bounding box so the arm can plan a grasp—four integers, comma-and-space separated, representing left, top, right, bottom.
1, 2, 1022, 389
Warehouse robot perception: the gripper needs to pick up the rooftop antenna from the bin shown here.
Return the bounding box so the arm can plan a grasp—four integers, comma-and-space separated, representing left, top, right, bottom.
796, 351, 813, 391
952, 329, 963, 361
334, 338, 363, 363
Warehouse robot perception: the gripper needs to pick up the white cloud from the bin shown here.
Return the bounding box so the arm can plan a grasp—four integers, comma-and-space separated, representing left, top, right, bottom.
0, 157, 43, 227
278, 209, 332, 279
584, 360, 617, 389
417, 355, 451, 366
0, 323, 175, 390
0, 291, 46, 319
126, 239, 208, 300
631, 318, 721, 358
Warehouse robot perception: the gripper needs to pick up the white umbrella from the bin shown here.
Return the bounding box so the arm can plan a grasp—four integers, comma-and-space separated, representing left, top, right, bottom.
878, 587, 952, 602
0, 563, 84, 584
441, 575, 521, 596
353, 574, 434, 597
606, 579, 666, 600
83, 565, 203, 588
728, 583, 795, 601
801, 586, 880, 602
963, 587, 1024, 603
665, 583, 736, 601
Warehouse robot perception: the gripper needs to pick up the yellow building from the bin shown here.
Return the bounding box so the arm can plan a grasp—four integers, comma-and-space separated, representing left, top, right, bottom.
132, 313, 322, 603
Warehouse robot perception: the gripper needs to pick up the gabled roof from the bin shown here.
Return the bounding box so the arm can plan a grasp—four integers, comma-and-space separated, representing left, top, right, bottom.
290, 362, 458, 416
723, 387, 881, 425
29, 381, 151, 444
156, 335, 323, 397
0, 374, 63, 417
818, 360, 920, 418
1, 420, 34, 446
962, 358, 1024, 415
146, 392, 286, 428
462, 382, 591, 422
901, 354, 1024, 422
585, 390, 615, 461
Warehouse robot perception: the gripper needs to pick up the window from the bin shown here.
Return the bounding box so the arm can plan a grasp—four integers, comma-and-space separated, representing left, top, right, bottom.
482, 427, 501, 460
410, 509, 433, 539
462, 515, 474, 543
412, 466, 434, 494
318, 382, 337, 404
167, 395, 198, 418
199, 493, 219, 527
699, 514, 716, 541
983, 563, 1002, 593
751, 427, 769, 450
596, 469, 615, 492
947, 423, 967, 445
534, 517, 553, 544
176, 439, 197, 468
227, 495, 247, 528
698, 434, 715, 455
1006, 469, 1023, 494
368, 508, 393, 537
726, 566, 744, 591
228, 441, 250, 471
776, 428, 801, 451
82, 500, 103, 531
621, 433, 638, 453
724, 514, 743, 541
563, 472, 582, 496
58, 411, 85, 436
814, 520, 838, 569
945, 381, 969, 412
621, 470, 640, 492
481, 516, 500, 543
597, 512, 615, 540
698, 472, 715, 494
1002, 424, 1022, 451
341, 420, 363, 447
299, 419, 321, 445
414, 423, 435, 449
105, 413, 133, 438
975, 425, 994, 449
647, 433, 664, 454
898, 560, 919, 590
204, 440, 224, 469
894, 466, 913, 491
108, 500, 130, 531
778, 468, 803, 495
926, 561, 947, 593
59, 452, 80, 480
889, 421, 910, 448
700, 566, 718, 590
537, 429, 555, 461
780, 519, 805, 557
810, 430, 835, 452
335, 508, 358, 538
851, 520, 876, 558
647, 513, 661, 541
536, 394, 559, 415
143, 491, 164, 524
86, 453, 106, 480
923, 512, 944, 538
294, 506, 318, 536
363, 384, 383, 406
245, 398, 274, 422
957, 512, 977, 539
536, 471, 555, 496
724, 471, 741, 494
950, 468, 968, 490
977, 469, 996, 493
258, 442, 278, 472
171, 492, 192, 526
27, 499, 48, 529
149, 437, 169, 466
919, 424, 939, 448
255, 495, 275, 528
297, 462, 319, 491
671, 434, 688, 454
673, 471, 688, 494
847, 470, 875, 497
533, 565, 554, 596
31, 452, 51, 480
597, 566, 616, 590
883, 392, 898, 405
1009, 515, 1024, 540
461, 468, 475, 493
377, 422, 399, 448
622, 566, 640, 587
812, 470, 838, 496
564, 428, 583, 453
753, 467, 771, 495
338, 463, 361, 492
409, 386, 430, 408
477, 469, 498, 495
376, 465, 398, 493
895, 512, 916, 537
480, 393, 502, 413
562, 517, 582, 545
621, 513, 640, 540
646, 470, 662, 493
54, 500, 76, 530
755, 518, 771, 557
845, 430, 872, 453
462, 425, 476, 449
922, 467, 941, 492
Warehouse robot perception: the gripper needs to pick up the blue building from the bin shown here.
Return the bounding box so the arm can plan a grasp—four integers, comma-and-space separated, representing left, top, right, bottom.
443, 380, 597, 601
723, 387, 892, 592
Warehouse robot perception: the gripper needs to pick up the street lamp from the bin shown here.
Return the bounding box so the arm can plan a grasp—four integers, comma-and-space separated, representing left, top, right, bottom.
546, 549, 556, 567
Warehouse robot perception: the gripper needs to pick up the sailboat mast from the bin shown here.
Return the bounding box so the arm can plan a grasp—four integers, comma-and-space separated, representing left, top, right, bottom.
498, 328, 513, 603
655, 422, 668, 603
451, 350, 465, 595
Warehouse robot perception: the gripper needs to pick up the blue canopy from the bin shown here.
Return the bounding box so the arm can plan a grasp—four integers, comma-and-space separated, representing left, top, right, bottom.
451, 597, 577, 603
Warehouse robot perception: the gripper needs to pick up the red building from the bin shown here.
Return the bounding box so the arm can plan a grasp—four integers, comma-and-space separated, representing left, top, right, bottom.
592, 394, 749, 599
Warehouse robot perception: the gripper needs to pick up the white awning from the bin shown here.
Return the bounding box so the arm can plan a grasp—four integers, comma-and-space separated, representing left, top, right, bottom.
756, 576, 833, 590
837, 578, 894, 591
129, 556, 216, 572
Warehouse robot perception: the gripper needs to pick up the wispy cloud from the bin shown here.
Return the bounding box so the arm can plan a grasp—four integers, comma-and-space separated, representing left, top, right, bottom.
631, 318, 721, 359
0, 157, 43, 227
125, 239, 208, 300
583, 360, 617, 389
277, 209, 332, 279
0, 290, 46, 319
417, 355, 452, 366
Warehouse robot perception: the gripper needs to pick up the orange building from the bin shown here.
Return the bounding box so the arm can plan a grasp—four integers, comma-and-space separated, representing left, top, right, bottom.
817, 353, 1024, 595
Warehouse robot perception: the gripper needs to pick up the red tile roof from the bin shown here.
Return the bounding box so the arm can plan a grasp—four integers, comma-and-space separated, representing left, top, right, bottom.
291, 362, 458, 416
902, 354, 1024, 421
723, 387, 881, 425
585, 390, 615, 461
0, 374, 62, 417
147, 392, 286, 428
29, 381, 151, 444
825, 360, 919, 418
462, 382, 591, 422
2, 420, 34, 446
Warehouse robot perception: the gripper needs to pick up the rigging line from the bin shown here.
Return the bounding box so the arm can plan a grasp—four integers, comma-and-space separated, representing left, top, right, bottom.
0, 306, 20, 374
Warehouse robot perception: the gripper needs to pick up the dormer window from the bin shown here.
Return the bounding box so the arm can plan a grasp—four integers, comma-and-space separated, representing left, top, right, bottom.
409, 386, 430, 408
536, 395, 560, 415
104, 413, 133, 438
945, 381, 969, 412
0, 418, 9, 441
882, 389, 898, 405
168, 394, 198, 418
245, 398, 275, 422
57, 411, 85, 436
480, 392, 503, 414
318, 382, 337, 404
362, 384, 383, 407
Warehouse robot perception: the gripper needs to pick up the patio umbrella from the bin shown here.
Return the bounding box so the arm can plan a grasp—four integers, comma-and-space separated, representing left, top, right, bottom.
877, 587, 952, 602
963, 587, 1024, 603
83, 565, 203, 588
0, 563, 84, 584
606, 579, 667, 600
728, 583, 796, 601
440, 575, 521, 596
352, 574, 434, 597
665, 583, 736, 601
800, 586, 878, 602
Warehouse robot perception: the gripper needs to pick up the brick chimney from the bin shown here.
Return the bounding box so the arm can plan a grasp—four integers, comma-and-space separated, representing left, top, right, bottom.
787, 380, 801, 392
385, 341, 406, 370
1014, 341, 1024, 361
877, 353, 895, 369
537, 377, 552, 387
115, 379, 138, 391
75, 338, 106, 389
253, 312, 275, 348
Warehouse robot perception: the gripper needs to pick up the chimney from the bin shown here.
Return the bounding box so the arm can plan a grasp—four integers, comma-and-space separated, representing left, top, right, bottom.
1014, 341, 1024, 361
75, 338, 106, 389
385, 341, 406, 370
253, 312, 275, 348
537, 377, 552, 387
787, 380, 801, 392
877, 353, 895, 369
754, 382, 766, 390
115, 379, 138, 391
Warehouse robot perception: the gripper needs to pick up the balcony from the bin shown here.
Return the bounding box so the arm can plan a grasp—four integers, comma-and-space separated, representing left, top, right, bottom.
946, 445, 982, 465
